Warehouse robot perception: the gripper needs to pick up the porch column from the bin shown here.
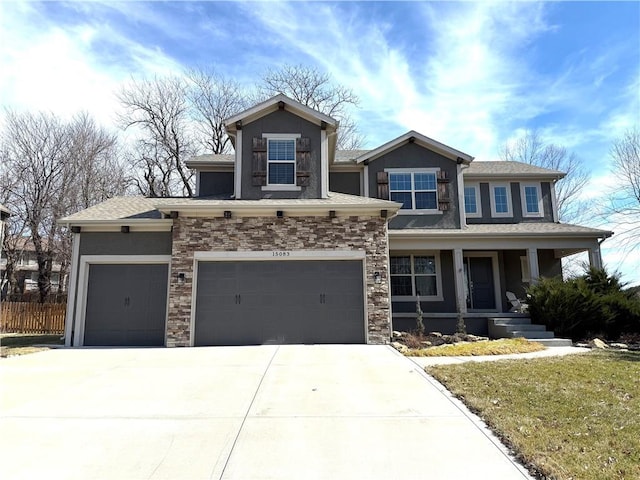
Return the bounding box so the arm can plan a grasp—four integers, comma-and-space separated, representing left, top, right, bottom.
588, 244, 603, 270
453, 249, 467, 314
527, 248, 540, 285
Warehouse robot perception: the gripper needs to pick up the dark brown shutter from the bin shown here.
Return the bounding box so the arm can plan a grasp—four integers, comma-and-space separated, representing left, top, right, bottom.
437, 170, 450, 211
252, 137, 267, 186
296, 137, 310, 187
377, 171, 389, 200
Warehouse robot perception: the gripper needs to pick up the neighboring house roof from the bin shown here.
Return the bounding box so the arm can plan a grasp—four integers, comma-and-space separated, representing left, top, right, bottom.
0, 203, 10, 220
185, 154, 234, 167
355, 131, 474, 165
390, 222, 612, 239
464, 161, 565, 179
59, 193, 402, 227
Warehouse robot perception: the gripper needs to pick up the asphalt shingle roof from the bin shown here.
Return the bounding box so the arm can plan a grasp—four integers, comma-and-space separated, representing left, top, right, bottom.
464, 161, 565, 177
390, 222, 611, 237
59, 193, 399, 222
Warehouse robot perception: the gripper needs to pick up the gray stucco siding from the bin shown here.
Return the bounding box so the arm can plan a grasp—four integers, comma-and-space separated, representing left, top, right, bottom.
392, 317, 488, 336
241, 110, 322, 200
79, 232, 172, 256
366, 143, 461, 229
199, 172, 234, 197
329, 172, 361, 196
467, 181, 553, 224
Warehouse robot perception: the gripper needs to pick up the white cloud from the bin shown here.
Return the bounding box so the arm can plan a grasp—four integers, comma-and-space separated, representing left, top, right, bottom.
0, 2, 181, 128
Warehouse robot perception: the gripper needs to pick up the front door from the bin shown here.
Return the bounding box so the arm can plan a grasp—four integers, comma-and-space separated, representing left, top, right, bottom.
464, 257, 496, 310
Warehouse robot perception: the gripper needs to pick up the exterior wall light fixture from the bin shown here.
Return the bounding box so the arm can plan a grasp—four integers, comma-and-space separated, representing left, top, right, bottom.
374, 271, 381, 284
177, 273, 186, 284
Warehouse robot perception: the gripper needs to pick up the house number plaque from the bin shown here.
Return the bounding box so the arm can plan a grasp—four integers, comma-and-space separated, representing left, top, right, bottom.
272, 251, 291, 257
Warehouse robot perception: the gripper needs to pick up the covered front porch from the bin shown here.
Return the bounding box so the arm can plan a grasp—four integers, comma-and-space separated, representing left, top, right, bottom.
387, 223, 612, 335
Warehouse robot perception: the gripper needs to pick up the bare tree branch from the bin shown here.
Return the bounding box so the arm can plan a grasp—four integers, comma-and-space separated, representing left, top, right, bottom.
118, 76, 196, 196
500, 130, 590, 223
258, 64, 363, 149
186, 67, 248, 154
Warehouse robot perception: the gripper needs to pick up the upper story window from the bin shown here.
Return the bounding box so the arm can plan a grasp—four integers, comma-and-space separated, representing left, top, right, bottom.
520, 182, 543, 217
267, 138, 296, 185
387, 169, 438, 212
464, 184, 481, 218
490, 183, 513, 217
390, 254, 442, 300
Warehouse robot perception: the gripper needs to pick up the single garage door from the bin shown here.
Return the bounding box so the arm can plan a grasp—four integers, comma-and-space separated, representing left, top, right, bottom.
84, 264, 168, 346
195, 260, 365, 346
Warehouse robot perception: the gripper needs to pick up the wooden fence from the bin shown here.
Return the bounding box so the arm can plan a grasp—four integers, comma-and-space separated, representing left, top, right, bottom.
0, 302, 66, 334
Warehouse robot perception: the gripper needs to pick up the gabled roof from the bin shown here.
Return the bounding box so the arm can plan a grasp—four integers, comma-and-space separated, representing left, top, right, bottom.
225, 94, 339, 133
464, 161, 565, 179
355, 131, 474, 165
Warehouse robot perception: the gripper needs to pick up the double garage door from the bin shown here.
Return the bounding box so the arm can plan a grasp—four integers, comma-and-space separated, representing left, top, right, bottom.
195, 260, 366, 346
82, 260, 365, 346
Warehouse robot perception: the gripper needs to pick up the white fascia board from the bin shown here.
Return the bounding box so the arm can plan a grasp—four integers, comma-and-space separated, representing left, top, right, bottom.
389, 229, 612, 240
58, 219, 174, 232
154, 204, 401, 218
389, 235, 605, 252
225, 94, 338, 132
355, 130, 474, 164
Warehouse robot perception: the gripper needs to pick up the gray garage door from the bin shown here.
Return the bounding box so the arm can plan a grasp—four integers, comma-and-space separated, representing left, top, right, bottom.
84, 264, 168, 346
195, 260, 365, 346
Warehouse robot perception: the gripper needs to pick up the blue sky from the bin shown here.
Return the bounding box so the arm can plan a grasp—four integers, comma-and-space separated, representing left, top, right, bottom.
1, 1, 639, 284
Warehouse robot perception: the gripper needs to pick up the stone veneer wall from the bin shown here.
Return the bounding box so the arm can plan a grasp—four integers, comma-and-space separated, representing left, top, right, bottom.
166, 215, 390, 346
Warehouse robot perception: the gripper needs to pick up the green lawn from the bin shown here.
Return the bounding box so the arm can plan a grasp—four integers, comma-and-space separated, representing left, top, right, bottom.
428, 350, 640, 480
0, 334, 63, 357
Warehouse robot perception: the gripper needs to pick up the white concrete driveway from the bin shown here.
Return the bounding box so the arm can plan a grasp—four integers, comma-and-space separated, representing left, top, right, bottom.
0, 345, 531, 479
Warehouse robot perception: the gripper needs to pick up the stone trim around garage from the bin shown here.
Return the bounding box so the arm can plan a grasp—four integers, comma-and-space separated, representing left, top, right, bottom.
166, 215, 391, 347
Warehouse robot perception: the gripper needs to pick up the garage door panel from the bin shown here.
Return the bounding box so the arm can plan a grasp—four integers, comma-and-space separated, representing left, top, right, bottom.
195, 260, 365, 346
84, 264, 168, 347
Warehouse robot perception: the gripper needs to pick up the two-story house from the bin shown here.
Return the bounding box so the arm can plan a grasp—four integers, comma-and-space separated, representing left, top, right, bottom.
59, 94, 611, 347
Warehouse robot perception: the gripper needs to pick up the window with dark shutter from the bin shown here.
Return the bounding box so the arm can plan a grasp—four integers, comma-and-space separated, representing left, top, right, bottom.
437, 170, 451, 211
296, 137, 310, 187
377, 171, 389, 200
252, 137, 267, 186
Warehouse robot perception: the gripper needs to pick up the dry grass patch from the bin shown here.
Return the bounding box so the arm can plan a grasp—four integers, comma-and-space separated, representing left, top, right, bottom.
0, 334, 62, 358
428, 350, 640, 480
408, 337, 545, 357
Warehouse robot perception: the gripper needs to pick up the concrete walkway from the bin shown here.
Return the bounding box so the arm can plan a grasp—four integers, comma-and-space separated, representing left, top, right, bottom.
1, 345, 533, 480
411, 345, 591, 367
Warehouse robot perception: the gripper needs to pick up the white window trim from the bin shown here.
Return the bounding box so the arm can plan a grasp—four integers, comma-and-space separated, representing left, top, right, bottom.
463, 183, 482, 218
262, 133, 300, 187
520, 182, 544, 218
489, 182, 513, 218
385, 168, 442, 215
389, 252, 443, 301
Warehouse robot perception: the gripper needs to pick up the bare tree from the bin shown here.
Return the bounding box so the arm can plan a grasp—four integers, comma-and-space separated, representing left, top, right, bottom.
186, 68, 248, 154
118, 76, 196, 196
1, 111, 71, 301
500, 130, 590, 223
605, 127, 640, 253
258, 64, 364, 149
1, 111, 127, 300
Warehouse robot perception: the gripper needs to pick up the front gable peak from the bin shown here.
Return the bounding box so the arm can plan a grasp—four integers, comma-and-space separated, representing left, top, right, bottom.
225, 94, 339, 134
356, 131, 474, 165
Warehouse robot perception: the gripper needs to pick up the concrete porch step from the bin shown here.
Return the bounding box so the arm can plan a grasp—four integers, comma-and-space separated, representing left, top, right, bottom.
509, 330, 555, 339
531, 338, 574, 347
488, 317, 532, 326
494, 323, 547, 333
